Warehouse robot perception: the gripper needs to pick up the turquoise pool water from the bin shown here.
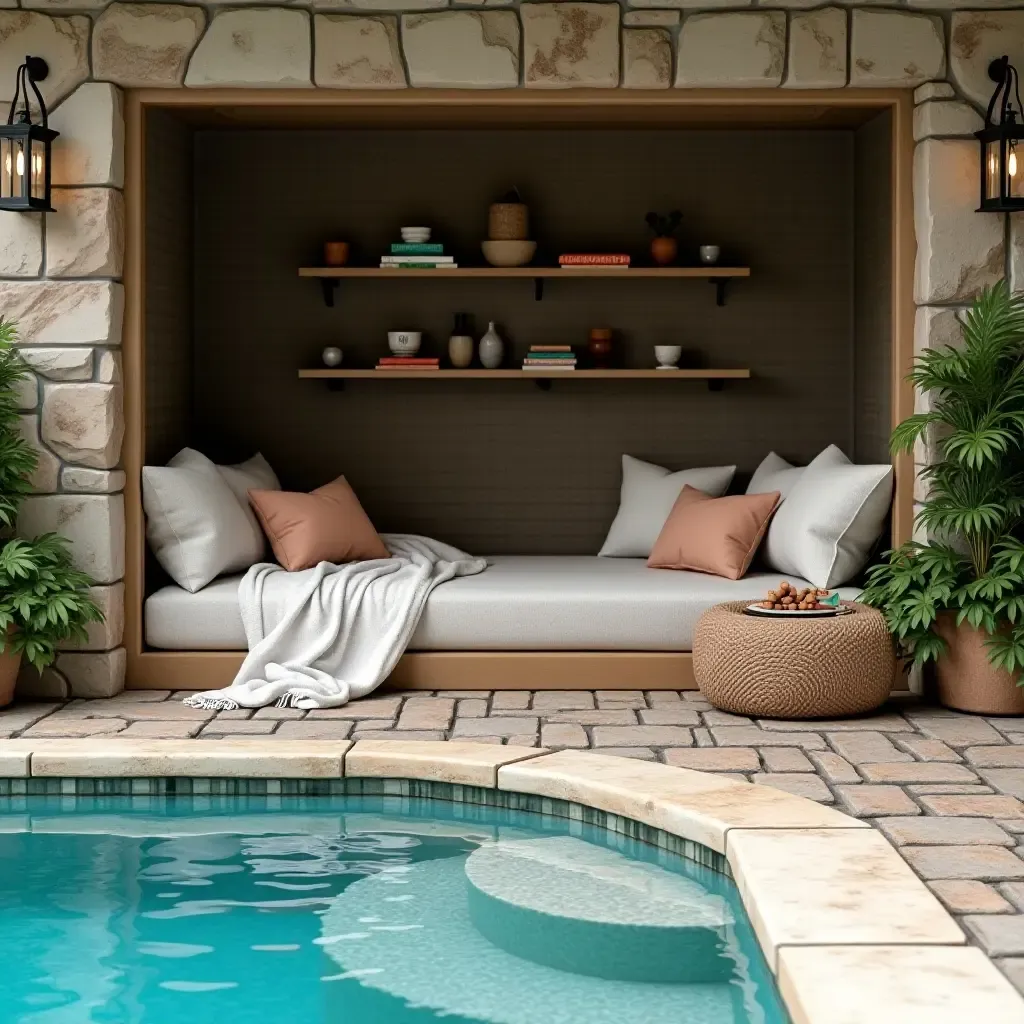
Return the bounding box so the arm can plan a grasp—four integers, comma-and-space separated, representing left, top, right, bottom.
0, 795, 788, 1024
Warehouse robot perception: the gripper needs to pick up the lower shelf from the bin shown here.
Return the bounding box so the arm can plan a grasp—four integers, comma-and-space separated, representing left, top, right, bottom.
298, 369, 752, 381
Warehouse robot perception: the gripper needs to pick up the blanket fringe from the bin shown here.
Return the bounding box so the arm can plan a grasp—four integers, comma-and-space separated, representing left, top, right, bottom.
182, 695, 240, 711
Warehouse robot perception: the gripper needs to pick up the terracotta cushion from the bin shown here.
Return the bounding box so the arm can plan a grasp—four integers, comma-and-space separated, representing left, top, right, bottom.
647, 486, 781, 580
248, 476, 390, 571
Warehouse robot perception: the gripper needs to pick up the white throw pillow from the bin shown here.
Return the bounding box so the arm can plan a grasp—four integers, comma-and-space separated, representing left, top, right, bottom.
209, 450, 280, 554
599, 455, 736, 558
143, 449, 278, 593
763, 445, 893, 588
746, 451, 806, 500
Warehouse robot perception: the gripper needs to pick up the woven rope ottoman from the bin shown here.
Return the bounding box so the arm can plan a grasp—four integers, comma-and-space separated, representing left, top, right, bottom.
692, 601, 895, 719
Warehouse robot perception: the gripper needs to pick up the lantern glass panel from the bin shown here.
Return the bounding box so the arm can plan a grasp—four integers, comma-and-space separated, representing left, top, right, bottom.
29, 135, 45, 200
0, 137, 10, 200
1010, 140, 1024, 199
986, 139, 1002, 202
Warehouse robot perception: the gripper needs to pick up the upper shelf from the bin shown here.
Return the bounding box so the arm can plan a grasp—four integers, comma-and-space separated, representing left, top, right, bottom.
298, 265, 751, 306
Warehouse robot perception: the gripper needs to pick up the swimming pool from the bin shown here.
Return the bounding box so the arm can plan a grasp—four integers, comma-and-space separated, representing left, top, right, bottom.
0, 792, 788, 1024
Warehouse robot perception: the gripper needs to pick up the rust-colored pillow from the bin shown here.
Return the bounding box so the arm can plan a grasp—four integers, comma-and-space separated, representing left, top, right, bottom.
647, 485, 781, 580
248, 476, 390, 571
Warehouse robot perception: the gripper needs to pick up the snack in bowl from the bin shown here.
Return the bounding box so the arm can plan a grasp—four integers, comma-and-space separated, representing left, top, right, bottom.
758, 580, 832, 611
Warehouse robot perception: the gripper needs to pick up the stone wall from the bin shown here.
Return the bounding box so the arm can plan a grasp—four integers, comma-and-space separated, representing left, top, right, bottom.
0, 1, 1021, 696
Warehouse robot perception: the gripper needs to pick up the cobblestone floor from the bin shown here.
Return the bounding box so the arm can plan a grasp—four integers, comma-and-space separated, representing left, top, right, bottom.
5, 688, 1024, 992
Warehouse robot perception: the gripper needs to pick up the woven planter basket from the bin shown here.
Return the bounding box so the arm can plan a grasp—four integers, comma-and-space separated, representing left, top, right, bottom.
692, 601, 895, 719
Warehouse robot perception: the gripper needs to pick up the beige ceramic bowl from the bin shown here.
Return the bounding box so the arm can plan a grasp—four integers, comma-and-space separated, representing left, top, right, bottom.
481, 240, 537, 268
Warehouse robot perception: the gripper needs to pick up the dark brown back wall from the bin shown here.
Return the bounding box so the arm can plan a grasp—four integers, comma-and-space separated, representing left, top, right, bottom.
183, 127, 862, 555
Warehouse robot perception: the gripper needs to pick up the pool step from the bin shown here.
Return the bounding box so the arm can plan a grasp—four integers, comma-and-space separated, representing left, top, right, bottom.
464, 836, 736, 983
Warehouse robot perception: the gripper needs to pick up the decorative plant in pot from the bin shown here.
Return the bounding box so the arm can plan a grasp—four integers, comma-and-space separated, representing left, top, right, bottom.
861, 283, 1024, 714
645, 210, 682, 266
0, 317, 103, 708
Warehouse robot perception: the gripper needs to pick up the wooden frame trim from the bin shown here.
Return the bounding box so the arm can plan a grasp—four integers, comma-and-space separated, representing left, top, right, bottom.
122, 88, 916, 691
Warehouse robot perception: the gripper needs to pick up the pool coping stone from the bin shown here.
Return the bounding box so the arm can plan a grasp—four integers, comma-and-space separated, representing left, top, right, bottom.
1, 737, 1021, 1022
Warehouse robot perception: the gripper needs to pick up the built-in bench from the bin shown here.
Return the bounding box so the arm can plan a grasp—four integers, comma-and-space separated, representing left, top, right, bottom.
146, 556, 859, 652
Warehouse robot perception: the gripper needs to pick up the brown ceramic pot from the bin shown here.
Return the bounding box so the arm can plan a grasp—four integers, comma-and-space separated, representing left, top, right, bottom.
588, 328, 613, 369
933, 613, 1024, 715
650, 237, 678, 266
0, 646, 21, 709
323, 241, 350, 267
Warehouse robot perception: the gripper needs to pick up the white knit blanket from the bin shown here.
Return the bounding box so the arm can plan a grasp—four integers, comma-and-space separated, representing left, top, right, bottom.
183, 534, 486, 711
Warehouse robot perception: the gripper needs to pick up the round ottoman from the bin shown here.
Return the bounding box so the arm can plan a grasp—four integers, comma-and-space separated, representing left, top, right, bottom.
692, 601, 895, 719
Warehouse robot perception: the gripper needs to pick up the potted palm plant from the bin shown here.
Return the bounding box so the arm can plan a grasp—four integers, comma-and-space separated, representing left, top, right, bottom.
862, 283, 1024, 714
0, 316, 103, 707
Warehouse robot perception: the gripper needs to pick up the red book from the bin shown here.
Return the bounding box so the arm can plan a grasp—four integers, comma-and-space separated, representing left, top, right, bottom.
559, 254, 631, 266
378, 357, 440, 365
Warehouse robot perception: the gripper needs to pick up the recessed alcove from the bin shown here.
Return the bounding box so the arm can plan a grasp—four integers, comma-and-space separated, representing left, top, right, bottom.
125, 90, 914, 688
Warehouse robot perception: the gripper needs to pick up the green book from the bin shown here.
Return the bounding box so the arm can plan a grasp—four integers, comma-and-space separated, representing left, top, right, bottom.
391, 243, 444, 255
525, 351, 576, 359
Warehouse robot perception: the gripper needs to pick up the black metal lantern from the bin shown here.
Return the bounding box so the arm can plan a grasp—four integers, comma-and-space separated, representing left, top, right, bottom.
977, 55, 1024, 212
1, 56, 58, 213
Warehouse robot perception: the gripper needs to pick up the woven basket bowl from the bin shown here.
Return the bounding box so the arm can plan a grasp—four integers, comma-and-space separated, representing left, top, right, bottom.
692, 601, 895, 719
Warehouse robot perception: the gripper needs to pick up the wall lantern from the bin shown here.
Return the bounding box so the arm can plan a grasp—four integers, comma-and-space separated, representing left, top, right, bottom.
977, 55, 1024, 212
1, 56, 58, 213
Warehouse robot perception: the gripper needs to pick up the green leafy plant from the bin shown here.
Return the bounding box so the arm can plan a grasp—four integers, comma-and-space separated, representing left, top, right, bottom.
645, 210, 682, 238
0, 317, 102, 671
861, 282, 1024, 677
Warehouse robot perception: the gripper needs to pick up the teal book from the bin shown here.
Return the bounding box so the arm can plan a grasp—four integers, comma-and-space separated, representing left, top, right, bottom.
525, 351, 576, 359
391, 243, 444, 255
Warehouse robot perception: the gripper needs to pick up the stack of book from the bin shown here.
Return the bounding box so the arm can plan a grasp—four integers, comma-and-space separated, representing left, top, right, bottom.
375, 357, 440, 371
558, 254, 630, 269
522, 345, 576, 371
380, 242, 457, 270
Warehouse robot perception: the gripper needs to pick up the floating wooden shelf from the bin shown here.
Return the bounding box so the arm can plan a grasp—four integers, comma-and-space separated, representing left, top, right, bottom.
298, 265, 751, 306
300, 367, 751, 391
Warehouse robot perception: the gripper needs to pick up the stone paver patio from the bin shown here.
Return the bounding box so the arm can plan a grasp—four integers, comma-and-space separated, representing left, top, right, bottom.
5, 688, 1024, 992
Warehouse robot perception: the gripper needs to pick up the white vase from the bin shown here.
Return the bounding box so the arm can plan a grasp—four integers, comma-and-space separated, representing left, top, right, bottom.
478, 321, 504, 369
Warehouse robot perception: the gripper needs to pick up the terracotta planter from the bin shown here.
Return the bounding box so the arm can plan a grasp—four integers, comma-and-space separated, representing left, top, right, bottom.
933, 614, 1024, 715
650, 237, 678, 266
0, 645, 21, 709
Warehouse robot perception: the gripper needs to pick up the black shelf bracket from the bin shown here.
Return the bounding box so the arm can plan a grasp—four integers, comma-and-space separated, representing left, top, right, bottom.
534, 377, 552, 391
534, 277, 544, 302
321, 279, 339, 307
326, 378, 345, 392
707, 378, 725, 392
710, 278, 729, 307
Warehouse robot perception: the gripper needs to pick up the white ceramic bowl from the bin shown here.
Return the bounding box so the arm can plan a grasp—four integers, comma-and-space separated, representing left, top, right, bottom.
481, 240, 537, 268
699, 245, 721, 265
388, 331, 423, 356
654, 345, 682, 368
401, 227, 431, 243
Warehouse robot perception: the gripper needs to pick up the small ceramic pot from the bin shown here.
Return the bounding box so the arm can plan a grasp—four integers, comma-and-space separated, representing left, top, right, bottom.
324, 242, 349, 267
588, 328, 613, 369
651, 237, 678, 266
388, 331, 422, 356
699, 245, 721, 265
655, 345, 682, 369
322, 347, 343, 368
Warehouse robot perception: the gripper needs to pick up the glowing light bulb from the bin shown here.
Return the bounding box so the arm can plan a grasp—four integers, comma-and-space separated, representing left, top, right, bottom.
1011, 150, 1018, 178
14, 150, 24, 178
